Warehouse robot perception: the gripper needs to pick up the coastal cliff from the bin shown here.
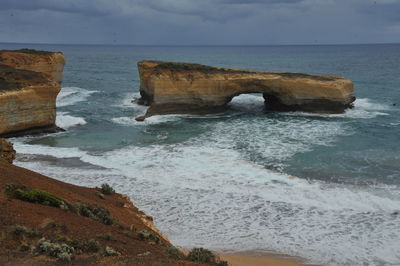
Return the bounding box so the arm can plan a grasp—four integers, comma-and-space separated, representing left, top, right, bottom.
0, 49, 65, 84
0, 138, 16, 164
0, 159, 227, 265
0, 49, 65, 137
136, 60, 355, 120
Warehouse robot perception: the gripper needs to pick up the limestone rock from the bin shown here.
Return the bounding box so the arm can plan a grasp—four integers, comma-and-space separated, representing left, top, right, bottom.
0, 49, 65, 84
136, 60, 355, 120
0, 49, 65, 137
0, 138, 16, 164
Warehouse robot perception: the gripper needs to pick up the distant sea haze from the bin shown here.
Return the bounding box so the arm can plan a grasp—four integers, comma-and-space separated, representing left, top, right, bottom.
3, 43, 399, 266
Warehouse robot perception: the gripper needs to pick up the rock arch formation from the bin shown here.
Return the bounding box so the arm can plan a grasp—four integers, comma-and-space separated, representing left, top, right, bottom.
136, 60, 355, 120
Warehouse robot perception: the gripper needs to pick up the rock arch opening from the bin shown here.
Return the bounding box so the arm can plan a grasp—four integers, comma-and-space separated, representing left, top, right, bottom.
135, 60, 355, 121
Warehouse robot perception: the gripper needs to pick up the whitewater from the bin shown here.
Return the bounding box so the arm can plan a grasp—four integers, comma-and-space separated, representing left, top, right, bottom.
11, 85, 399, 266
3, 43, 399, 266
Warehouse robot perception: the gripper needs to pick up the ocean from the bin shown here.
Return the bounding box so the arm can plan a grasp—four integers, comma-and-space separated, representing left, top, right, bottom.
1, 43, 399, 266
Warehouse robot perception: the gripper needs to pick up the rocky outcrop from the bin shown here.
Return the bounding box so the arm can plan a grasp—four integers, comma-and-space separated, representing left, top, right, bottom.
0, 49, 65, 84
136, 60, 355, 120
0, 138, 16, 164
0, 49, 65, 137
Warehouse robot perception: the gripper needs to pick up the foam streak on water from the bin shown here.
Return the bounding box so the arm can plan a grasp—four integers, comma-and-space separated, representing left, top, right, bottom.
11, 90, 400, 265
12, 137, 400, 266
57, 87, 98, 107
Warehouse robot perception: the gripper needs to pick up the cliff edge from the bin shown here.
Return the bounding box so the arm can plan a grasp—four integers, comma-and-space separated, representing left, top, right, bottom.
136, 60, 355, 120
0, 161, 226, 265
0, 49, 65, 137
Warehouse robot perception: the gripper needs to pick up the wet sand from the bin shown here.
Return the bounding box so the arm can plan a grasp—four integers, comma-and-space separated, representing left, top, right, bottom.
219, 251, 313, 266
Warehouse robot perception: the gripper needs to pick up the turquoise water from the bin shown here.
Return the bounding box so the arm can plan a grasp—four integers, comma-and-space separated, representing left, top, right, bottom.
2, 43, 400, 265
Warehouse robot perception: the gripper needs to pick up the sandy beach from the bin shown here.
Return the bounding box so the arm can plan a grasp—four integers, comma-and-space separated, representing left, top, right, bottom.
219, 252, 305, 266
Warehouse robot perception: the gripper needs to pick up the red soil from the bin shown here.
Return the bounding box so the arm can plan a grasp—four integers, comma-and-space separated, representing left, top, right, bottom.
0, 162, 213, 265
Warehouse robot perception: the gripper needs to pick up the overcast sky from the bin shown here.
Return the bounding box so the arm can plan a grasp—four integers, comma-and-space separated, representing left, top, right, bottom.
0, 0, 399, 45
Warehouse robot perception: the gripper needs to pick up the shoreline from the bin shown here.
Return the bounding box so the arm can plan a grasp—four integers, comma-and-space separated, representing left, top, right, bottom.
218, 251, 318, 266
219, 251, 303, 266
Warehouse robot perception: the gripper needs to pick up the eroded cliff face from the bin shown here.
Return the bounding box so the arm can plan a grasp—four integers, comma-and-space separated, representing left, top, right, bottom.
137, 60, 355, 120
0, 138, 16, 163
0, 49, 65, 137
0, 49, 65, 84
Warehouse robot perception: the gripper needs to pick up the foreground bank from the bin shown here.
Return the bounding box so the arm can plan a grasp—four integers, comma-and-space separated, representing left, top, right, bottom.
0, 157, 231, 265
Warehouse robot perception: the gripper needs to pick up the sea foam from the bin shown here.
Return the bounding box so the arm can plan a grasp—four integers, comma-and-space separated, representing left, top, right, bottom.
13, 140, 400, 266
57, 87, 98, 107
11, 92, 400, 266
56, 112, 87, 129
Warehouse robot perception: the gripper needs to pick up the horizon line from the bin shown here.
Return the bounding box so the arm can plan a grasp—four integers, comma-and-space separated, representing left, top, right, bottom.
0, 41, 399, 47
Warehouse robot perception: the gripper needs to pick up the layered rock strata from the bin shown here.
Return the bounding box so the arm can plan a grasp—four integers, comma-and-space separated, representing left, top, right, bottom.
136, 60, 355, 120
0, 138, 16, 163
0, 49, 65, 137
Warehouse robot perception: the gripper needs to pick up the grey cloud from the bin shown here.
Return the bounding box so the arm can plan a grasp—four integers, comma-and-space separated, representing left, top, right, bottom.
356, 1, 400, 22
0, 0, 111, 16
0, 0, 399, 45
220, 0, 303, 4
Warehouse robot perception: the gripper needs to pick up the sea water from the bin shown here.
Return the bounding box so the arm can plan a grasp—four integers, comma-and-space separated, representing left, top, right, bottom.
1, 43, 399, 266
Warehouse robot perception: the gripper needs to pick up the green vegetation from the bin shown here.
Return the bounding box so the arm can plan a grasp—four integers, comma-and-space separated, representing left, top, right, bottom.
14, 189, 66, 208
19, 243, 30, 252
97, 233, 112, 241
165, 246, 183, 259
5, 183, 68, 209
154, 61, 254, 74
96, 191, 105, 199
34, 238, 75, 261
99, 183, 115, 195
187, 248, 215, 263
9, 48, 53, 55
11, 224, 40, 238
0, 65, 45, 91
5, 184, 115, 226
4, 183, 28, 197
186, 248, 229, 265
278, 72, 336, 82
80, 239, 100, 253
137, 251, 151, 257
104, 246, 121, 256
138, 230, 161, 244
76, 203, 113, 225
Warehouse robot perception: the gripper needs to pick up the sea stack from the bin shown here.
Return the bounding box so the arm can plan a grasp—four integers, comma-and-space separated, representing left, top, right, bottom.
136, 60, 355, 120
0, 49, 66, 137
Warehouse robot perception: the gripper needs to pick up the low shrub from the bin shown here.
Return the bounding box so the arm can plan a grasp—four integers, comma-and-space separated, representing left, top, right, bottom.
14, 49, 52, 55
76, 203, 113, 225
218, 260, 229, 266
11, 225, 40, 238
35, 238, 75, 261
104, 246, 120, 256
138, 230, 160, 244
80, 239, 100, 253
165, 246, 182, 259
97, 233, 112, 241
137, 251, 151, 257
96, 192, 105, 200
186, 248, 229, 265
187, 248, 215, 263
99, 183, 115, 195
19, 243, 30, 252
14, 189, 65, 208
4, 183, 28, 197
5, 184, 67, 209
123, 231, 134, 237
55, 235, 75, 246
